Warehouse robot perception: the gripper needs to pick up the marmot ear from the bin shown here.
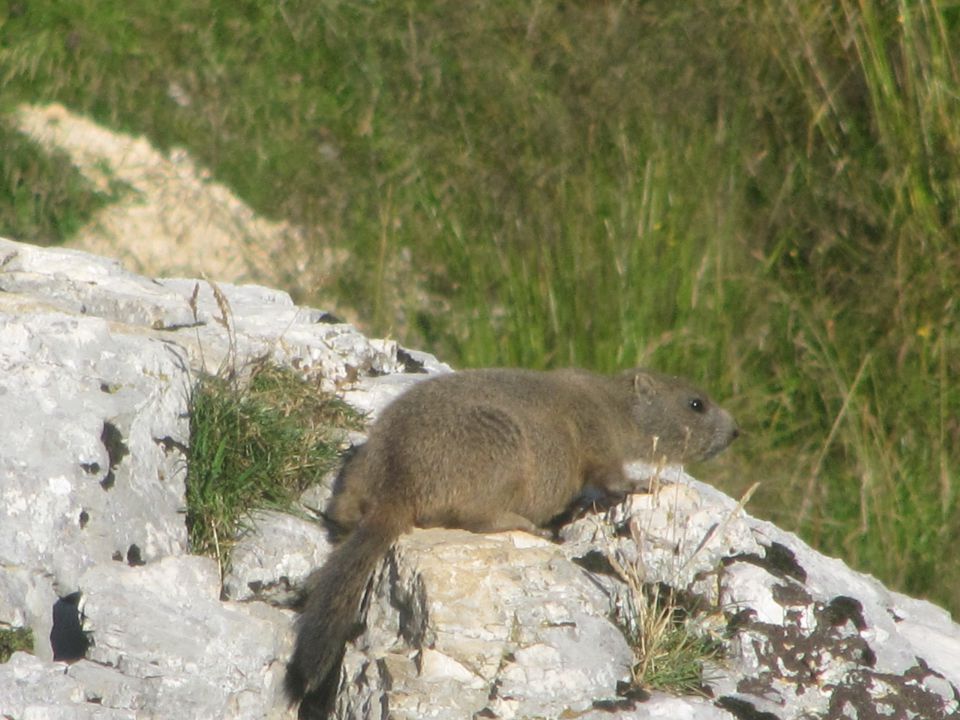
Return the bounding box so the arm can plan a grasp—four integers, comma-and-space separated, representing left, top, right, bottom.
632, 372, 658, 400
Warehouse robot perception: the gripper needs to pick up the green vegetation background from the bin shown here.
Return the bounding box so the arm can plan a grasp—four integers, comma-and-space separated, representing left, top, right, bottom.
2, 0, 958, 614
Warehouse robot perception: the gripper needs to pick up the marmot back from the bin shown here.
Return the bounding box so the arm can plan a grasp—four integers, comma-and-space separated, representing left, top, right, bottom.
287, 367, 739, 717
330, 367, 738, 531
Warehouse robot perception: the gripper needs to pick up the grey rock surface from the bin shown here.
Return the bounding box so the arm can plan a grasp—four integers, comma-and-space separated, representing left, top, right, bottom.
312, 471, 960, 719
1, 236, 958, 720
335, 529, 634, 720
77, 555, 291, 718
0, 299, 192, 662
223, 509, 334, 605
557, 474, 960, 719
0, 236, 429, 719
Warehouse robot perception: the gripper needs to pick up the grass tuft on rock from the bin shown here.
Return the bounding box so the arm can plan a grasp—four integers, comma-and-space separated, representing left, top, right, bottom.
185, 361, 364, 566
625, 584, 725, 696
604, 515, 727, 697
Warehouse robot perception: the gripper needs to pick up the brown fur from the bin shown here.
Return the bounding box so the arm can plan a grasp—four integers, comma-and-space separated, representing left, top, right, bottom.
286, 367, 738, 715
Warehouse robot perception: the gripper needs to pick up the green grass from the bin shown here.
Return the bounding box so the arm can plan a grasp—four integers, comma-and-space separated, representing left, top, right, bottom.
0, 626, 33, 662
0, 119, 125, 244
186, 361, 363, 566
629, 594, 723, 697
1, 1, 958, 613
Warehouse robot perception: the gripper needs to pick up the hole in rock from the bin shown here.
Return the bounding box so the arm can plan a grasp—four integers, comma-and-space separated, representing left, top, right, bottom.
716, 696, 781, 720
155, 436, 187, 455
99, 421, 129, 490
571, 550, 619, 577
314, 310, 343, 324
725, 541, 807, 583
50, 592, 90, 662
397, 347, 426, 373
126, 544, 145, 566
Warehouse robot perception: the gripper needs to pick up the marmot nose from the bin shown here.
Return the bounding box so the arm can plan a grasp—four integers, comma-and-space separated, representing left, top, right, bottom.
731, 426, 740, 440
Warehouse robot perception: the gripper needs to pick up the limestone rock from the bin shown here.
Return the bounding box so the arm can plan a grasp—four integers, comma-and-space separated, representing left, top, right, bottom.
0, 652, 137, 720
1, 235, 959, 720
76, 555, 291, 718
0, 235, 433, 719
305, 473, 959, 719
0, 235, 196, 328
223, 510, 334, 605
335, 529, 633, 720
0, 296, 192, 660
0, 235, 414, 391
556, 476, 960, 719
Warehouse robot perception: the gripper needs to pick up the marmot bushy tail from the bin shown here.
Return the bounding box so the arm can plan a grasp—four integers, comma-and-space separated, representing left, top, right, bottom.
285, 506, 412, 714
286, 367, 739, 717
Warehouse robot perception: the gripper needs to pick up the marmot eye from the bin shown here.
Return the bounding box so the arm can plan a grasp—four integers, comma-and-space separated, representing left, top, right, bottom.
689, 398, 705, 413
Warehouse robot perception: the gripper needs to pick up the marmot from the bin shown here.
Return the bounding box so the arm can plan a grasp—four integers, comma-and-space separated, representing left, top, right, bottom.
286, 367, 739, 715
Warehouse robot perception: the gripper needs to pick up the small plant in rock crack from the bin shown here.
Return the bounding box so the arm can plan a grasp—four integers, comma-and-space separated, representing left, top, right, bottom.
185, 281, 365, 575
622, 583, 725, 695
605, 523, 726, 696
0, 626, 34, 663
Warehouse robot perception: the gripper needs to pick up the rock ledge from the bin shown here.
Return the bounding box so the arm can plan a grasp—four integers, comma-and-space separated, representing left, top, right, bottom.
0, 236, 957, 720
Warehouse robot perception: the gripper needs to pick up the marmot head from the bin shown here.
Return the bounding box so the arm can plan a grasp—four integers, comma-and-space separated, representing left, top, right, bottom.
622, 368, 739, 463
